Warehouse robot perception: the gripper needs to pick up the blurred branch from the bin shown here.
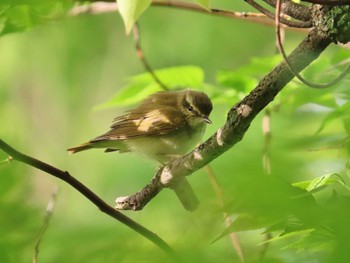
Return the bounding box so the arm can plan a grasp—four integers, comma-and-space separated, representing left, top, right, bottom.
33, 186, 59, 263
69, 2, 117, 15
260, 110, 272, 260
262, 110, 272, 175
205, 165, 245, 263
0, 139, 178, 259
133, 23, 169, 91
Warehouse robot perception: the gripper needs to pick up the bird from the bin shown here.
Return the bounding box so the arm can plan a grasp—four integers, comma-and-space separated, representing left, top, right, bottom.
67, 89, 213, 210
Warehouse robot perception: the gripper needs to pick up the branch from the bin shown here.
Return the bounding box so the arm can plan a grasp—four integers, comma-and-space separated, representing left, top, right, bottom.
117, 26, 332, 210
154, 0, 311, 28
33, 187, 59, 263
132, 23, 169, 91
263, 0, 312, 22
275, 0, 350, 88
301, 0, 350, 5
245, 0, 312, 28
0, 140, 178, 259
205, 165, 245, 263
70, 1, 309, 31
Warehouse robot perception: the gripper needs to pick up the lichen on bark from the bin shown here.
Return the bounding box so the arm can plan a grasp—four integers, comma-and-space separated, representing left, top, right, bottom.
323, 5, 350, 44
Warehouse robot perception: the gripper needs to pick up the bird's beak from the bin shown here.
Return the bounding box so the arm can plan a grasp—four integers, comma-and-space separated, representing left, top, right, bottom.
203, 116, 212, 124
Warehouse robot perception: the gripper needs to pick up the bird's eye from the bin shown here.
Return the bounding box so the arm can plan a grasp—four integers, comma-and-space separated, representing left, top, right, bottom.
188, 106, 193, 111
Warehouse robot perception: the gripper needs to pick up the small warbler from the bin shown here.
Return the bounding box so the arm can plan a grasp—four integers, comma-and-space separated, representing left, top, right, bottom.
68, 89, 213, 210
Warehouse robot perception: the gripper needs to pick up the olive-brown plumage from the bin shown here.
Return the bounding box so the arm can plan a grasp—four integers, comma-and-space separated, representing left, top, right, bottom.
68, 89, 213, 163
68, 89, 213, 211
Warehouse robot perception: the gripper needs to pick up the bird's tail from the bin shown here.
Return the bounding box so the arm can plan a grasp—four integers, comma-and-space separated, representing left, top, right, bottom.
172, 177, 200, 211
67, 142, 92, 154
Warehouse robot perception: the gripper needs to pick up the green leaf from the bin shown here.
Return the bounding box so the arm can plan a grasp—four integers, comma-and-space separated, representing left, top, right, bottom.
293, 173, 350, 196
213, 213, 281, 243
217, 70, 257, 92
117, 0, 151, 34
216, 55, 280, 92
316, 101, 350, 134
193, 0, 211, 10
261, 228, 315, 245
0, 1, 73, 36
96, 65, 205, 109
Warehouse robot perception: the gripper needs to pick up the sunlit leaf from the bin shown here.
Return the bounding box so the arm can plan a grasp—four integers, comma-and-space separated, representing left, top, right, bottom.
261, 228, 315, 245
293, 173, 350, 196
117, 0, 151, 34
193, 0, 210, 10
0, 1, 72, 36
285, 227, 334, 252
213, 213, 281, 242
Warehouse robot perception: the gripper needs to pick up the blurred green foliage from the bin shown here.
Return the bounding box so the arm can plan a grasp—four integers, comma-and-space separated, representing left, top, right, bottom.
1, 1, 350, 263
0, 1, 72, 36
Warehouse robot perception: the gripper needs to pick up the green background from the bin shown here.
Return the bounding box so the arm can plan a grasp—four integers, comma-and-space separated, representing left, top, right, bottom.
1, 1, 350, 262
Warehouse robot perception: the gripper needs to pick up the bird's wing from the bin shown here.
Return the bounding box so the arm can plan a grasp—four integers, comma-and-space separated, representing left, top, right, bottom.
91, 107, 186, 142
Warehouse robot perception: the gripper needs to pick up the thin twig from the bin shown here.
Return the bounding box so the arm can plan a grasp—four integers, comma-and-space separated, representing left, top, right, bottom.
245, 0, 312, 28
133, 23, 169, 90
33, 187, 60, 263
70, 1, 310, 32
154, 0, 308, 30
263, 0, 312, 22
0, 139, 178, 259
69, 2, 117, 16
262, 110, 272, 175
260, 110, 272, 261
275, 0, 350, 88
205, 165, 245, 263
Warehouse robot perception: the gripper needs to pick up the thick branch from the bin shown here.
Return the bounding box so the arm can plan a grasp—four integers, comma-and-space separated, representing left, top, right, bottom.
263, 0, 312, 21
246, 0, 312, 28
119, 27, 331, 210
0, 140, 177, 259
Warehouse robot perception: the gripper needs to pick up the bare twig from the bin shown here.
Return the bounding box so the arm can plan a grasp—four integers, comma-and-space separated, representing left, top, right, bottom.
275, 0, 350, 88
33, 187, 59, 263
245, 0, 312, 28
205, 165, 245, 263
262, 110, 272, 175
69, 2, 117, 16
133, 24, 169, 90
259, 110, 273, 260
0, 139, 178, 259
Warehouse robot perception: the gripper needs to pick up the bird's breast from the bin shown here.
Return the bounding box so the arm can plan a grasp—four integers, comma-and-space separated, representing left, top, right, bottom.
126, 123, 207, 163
